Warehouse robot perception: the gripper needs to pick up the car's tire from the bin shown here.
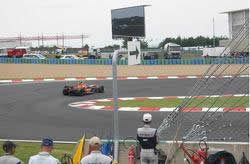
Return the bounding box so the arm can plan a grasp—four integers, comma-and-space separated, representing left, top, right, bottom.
63, 89, 69, 95
74, 89, 85, 96
69, 91, 75, 96
99, 86, 104, 93
63, 86, 70, 95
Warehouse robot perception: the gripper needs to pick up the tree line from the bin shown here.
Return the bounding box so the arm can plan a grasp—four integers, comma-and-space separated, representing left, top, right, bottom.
158, 36, 228, 48
118, 36, 228, 49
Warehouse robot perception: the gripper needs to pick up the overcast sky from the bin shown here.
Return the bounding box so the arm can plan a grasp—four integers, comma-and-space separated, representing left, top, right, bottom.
0, 0, 248, 48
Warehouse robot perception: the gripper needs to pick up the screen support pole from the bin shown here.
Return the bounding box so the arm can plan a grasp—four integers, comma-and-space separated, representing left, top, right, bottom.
112, 49, 127, 163
112, 49, 119, 163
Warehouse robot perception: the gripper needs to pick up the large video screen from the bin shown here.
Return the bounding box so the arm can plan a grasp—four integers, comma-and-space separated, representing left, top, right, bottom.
111, 6, 145, 39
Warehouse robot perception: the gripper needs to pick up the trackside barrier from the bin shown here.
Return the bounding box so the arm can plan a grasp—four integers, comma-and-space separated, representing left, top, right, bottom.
0, 57, 248, 65
0, 139, 248, 164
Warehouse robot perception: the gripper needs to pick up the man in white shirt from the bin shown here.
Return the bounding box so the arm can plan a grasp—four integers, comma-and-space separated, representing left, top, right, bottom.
0, 141, 24, 164
29, 137, 60, 164
80, 136, 112, 164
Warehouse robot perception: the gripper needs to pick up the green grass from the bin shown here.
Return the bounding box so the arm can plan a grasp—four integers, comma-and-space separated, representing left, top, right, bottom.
96, 96, 249, 108
0, 142, 75, 164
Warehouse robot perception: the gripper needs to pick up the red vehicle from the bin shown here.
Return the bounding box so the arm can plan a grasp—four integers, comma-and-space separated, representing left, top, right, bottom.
7, 47, 28, 58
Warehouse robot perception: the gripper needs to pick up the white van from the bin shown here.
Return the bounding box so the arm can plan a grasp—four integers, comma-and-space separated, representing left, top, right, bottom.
23, 54, 46, 59
60, 55, 79, 59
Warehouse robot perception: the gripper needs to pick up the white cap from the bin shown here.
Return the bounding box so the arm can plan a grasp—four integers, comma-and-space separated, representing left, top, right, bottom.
143, 113, 152, 122
89, 136, 101, 146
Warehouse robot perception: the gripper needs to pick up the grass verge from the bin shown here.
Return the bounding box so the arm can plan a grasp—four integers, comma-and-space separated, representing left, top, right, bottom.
0, 142, 75, 164
96, 96, 249, 108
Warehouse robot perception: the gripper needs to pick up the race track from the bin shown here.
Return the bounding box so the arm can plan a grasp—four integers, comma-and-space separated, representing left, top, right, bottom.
0, 77, 249, 142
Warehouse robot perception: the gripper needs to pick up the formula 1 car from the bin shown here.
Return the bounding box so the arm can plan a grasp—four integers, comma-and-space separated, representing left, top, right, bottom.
63, 81, 104, 96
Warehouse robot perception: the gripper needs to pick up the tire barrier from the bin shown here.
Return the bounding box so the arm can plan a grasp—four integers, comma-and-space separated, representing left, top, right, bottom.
0, 57, 248, 65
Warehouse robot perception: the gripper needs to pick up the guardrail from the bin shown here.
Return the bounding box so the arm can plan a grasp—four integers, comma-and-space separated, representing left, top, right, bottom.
142, 57, 249, 65
0, 57, 248, 65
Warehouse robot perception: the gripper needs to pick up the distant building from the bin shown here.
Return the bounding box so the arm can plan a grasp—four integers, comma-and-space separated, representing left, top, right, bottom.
220, 8, 249, 53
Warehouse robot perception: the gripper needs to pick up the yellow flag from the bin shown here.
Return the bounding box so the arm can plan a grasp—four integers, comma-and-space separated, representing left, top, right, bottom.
73, 134, 86, 164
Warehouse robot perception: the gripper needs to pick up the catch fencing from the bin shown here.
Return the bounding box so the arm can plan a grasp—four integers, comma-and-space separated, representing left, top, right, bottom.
0, 57, 248, 65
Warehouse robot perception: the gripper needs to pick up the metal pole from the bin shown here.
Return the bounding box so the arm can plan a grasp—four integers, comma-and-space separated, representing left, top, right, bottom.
81, 33, 84, 48
56, 33, 59, 47
112, 50, 120, 164
213, 17, 215, 47
38, 33, 40, 47
42, 33, 44, 47
19, 33, 22, 46
62, 32, 64, 49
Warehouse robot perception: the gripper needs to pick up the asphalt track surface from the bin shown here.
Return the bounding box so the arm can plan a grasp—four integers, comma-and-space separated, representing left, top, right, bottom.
0, 78, 249, 142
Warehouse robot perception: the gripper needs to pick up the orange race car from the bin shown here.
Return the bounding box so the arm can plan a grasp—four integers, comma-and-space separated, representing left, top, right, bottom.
63, 81, 104, 96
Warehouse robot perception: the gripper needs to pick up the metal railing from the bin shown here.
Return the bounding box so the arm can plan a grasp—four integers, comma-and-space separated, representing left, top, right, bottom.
0, 57, 248, 65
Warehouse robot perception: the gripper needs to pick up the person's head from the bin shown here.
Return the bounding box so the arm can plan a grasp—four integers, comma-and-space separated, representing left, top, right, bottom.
2, 141, 16, 155
41, 138, 54, 153
89, 136, 101, 151
143, 113, 152, 124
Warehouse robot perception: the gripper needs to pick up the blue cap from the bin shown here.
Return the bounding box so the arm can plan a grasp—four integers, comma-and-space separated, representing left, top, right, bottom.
41, 138, 54, 147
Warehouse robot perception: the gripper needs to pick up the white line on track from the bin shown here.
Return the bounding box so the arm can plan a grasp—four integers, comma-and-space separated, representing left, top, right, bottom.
167, 76, 179, 79
147, 76, 158, 79
119, 107, 140, 111
177, 96, 186, 99
223, 75, 233, 78
127, 77, 138, 80
106, 77, 113, 80
69, 104, 91, 107
205, 76, 216, 78
148, 97, 164, 99
186, 76, 198, 78
233, 94, 247, 97
85, 78, 97, 80
0, 80, 12, 83
202, 108, 224, 112
160, 108, 176, 112
43, 79, 55, 81
209, 95, 220, 97
86, 106, 105, 110
22, 79, 34, 82
119, 97, 135, 100
95, 99, 111, 102
80, 102, 96, 104
239, 75, 249, 78
64, 78, 77, 81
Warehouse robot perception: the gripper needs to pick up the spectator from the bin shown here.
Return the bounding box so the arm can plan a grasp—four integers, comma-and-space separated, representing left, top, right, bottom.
80, 136, 112, 164
137, 113, 158, 164
0, 141, 23, 164
29, 137, 60, 164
